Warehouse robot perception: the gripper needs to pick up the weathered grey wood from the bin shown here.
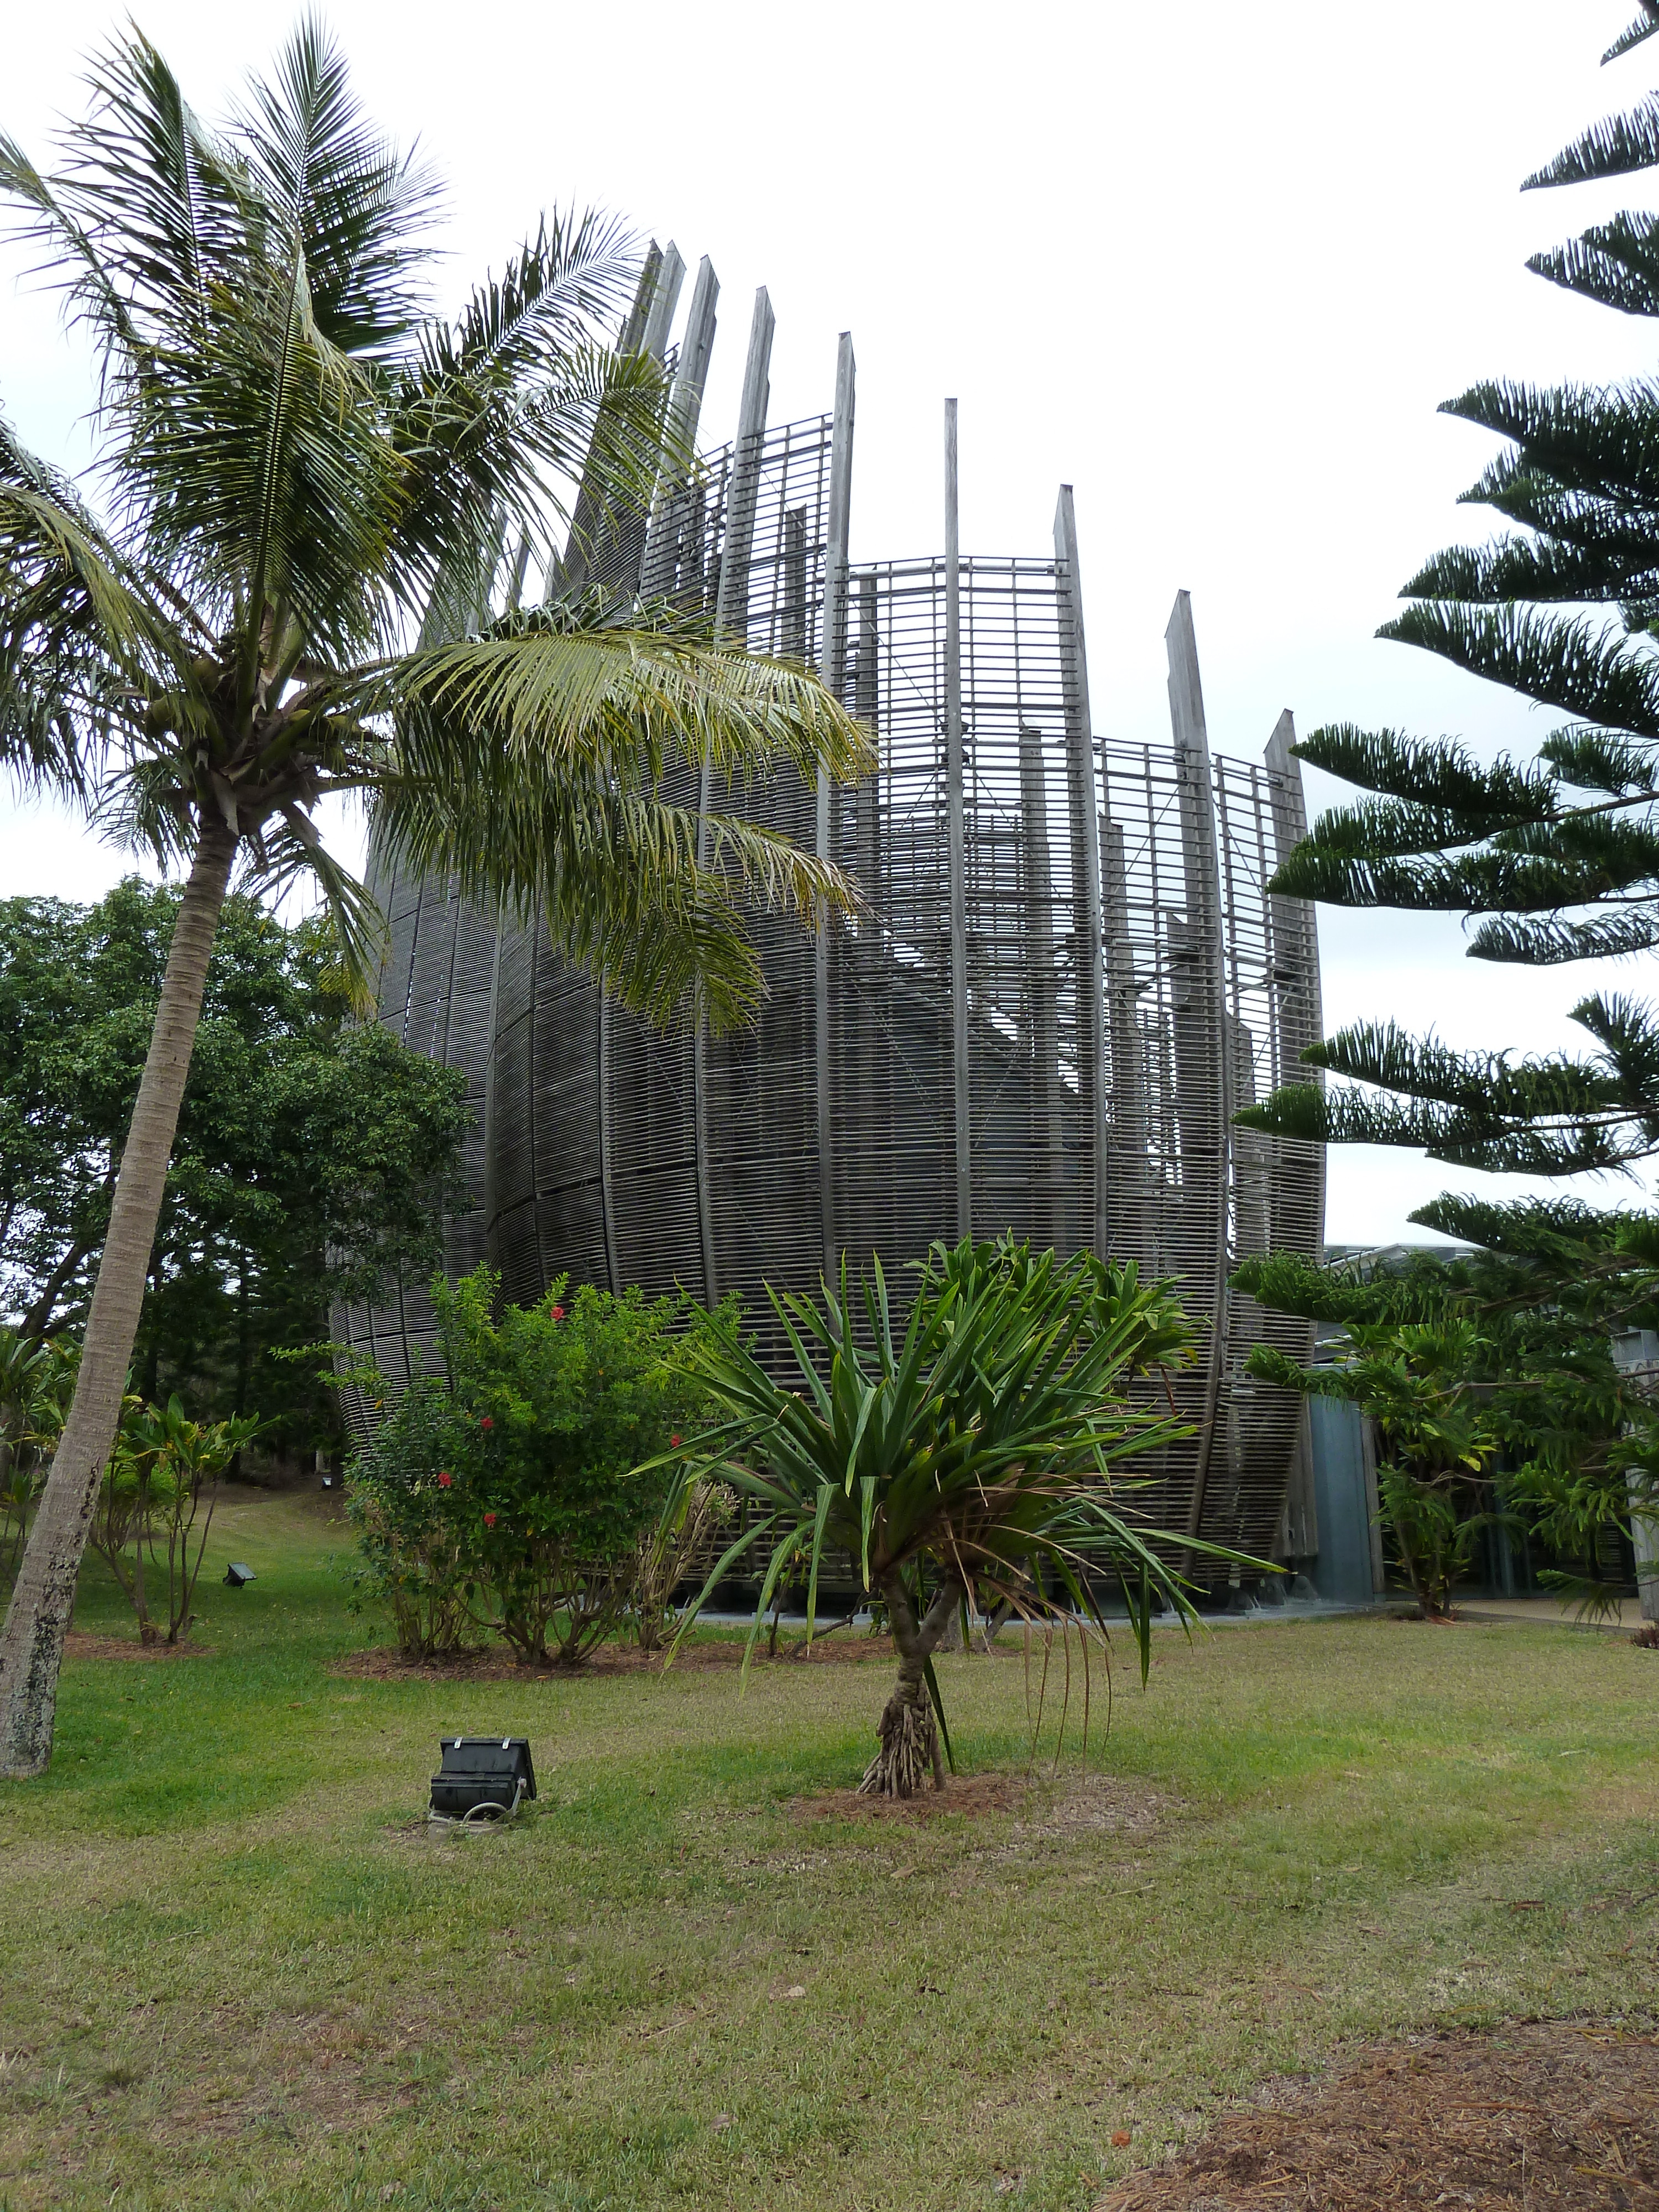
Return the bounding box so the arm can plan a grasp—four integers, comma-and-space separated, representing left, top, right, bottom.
1263, 711, 1322, 1075
945, 399, 971, 1240
640, 242, 685, 362
696, 288, 776, 1304
1100, 812, 1151, 1258
1019, 726, 1065, 1242
597, 994, 620, 1295
615, 240, 664, 359
817, 333, 856, 1276
1052, 486, 1108, 1256
551, 243, 671, 598
641, 257, 719, 598
505, 531, 530, 612
1165, 590, 1232, 1543
713, 288, 775, 638
672, 257, 720, 441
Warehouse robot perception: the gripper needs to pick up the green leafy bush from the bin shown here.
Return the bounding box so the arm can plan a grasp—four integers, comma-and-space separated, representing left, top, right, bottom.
347, 1266, 728, 1665
345, 1376, 476, 1660
0, 1331, 71, 1583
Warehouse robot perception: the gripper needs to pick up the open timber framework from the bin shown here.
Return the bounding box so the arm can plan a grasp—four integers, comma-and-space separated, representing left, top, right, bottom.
333, 245, 1327, 1583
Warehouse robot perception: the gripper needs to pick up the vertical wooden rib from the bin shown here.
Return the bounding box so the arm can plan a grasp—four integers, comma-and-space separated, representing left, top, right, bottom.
1053, 486, 1107, 1256
697, 288, 775, 1302
817, 333, 856, 1277
945, 399, 971, 1240
1165, 591, 1232, 1546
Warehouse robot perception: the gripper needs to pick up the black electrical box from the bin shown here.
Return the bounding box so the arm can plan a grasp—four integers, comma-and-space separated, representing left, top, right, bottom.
429, 1736, 537, 1818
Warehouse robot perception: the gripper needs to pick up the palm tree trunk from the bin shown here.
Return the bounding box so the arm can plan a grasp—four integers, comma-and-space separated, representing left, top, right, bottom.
0, 825, 236, 1777
859, 1570, 957, 1798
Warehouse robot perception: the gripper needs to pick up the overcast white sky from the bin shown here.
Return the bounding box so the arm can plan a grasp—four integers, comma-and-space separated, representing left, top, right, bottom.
4, 0, 1658, 1246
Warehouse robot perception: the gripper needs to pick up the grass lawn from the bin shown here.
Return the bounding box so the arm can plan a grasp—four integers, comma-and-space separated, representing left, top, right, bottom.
2, 1490, 1657, 2212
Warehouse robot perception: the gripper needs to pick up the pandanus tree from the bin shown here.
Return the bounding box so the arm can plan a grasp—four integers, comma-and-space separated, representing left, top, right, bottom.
0, 23, 869, 1776
665, 1236, 1214, 1798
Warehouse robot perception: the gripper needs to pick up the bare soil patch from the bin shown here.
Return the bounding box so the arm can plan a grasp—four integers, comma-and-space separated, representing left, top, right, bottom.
62, 1632, 213, 1662
330, 1632, 901, 1684
1097, 2019, 1659, 2211
794, 1768, 1169, 1833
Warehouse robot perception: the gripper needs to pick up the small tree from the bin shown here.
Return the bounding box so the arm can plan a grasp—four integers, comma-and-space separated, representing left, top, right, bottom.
87, 1392, 258, 1642
1237, 1238, 1659, 1618
665, 1236, 1227, 1798
631, 1477, 732, 1655
1248, 1317, 1506, 1620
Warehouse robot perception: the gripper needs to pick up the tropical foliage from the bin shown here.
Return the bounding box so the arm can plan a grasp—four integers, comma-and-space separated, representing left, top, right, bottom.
1240, 7, 1659, 1180
0, 22, 867, 1774
1237, 1234, 1659, 1618
88, 1392, 259, 1644
662, 1235, 1220, 1798
0, 1329, 71, 1580
0, 882, 469, 1451
346, 1265, 728, 1665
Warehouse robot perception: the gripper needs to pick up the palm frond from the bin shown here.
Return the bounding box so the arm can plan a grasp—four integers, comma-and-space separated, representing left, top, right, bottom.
0, 412, 206, 791
41, 30, 252, 358
374, 620, 873, 790
390, 322, 675, 603
232, 13, 444, 358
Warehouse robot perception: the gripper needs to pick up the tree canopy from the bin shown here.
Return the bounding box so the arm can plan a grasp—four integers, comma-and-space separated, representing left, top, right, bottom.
0, 881, 468, 1453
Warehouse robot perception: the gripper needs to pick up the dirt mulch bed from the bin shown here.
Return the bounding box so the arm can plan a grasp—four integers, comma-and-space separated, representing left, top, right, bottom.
794, 1768, 1170, 1832
1097, 2020, 1659, 2211
330, 1632, 903, 1684
62, 1631, 213, 1662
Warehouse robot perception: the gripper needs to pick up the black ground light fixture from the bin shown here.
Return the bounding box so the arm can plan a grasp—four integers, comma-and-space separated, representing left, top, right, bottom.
223, 1563, 255, 1588
429, 1738, 537, 1824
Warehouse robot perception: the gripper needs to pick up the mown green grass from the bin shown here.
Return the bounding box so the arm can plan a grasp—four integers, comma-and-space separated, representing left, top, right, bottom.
1, 1491, 1656, 2210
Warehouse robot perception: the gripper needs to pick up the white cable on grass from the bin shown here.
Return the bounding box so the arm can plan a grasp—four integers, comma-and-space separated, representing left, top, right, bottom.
425, 1778, 525, 1829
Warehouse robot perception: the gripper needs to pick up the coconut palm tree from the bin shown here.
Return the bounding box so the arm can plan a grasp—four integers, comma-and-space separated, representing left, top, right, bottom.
0, 23, 869, 1776
665, 1237, 1228, 1798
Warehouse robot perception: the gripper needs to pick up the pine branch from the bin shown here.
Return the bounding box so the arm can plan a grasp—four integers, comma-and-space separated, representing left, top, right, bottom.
1290, 723, 1552, 817
1380, 602, 1659, 743
1405, 531, 1659, 606
1524, 90, 1659, 190
1537, 728, 1659, 796
1467, 909, 1659, 965
1604, 6, 1659, 64
1308, 1023, 1619, 1119
1528, 213, 1659, 319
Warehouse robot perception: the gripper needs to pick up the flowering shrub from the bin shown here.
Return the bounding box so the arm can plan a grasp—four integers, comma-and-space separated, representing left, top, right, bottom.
345, 1377, 478, 1658
347, 1265, 731, 1665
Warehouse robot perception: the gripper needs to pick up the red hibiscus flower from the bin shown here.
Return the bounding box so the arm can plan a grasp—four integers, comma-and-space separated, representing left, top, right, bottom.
551, 1304, 566, 1322
437, 1470, 452, 1488
480, 1416, 494, 1431
670, 1434, 682, 1448
483, 1512, 497, 1528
